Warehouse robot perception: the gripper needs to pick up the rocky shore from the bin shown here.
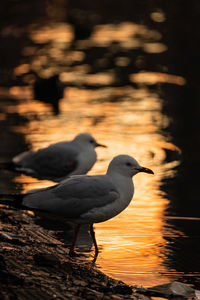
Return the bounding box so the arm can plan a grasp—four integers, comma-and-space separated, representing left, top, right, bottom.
0, 204, 151, 300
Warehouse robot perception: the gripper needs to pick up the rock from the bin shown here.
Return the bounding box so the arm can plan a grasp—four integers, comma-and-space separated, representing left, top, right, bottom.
73, 279, 88, 287
82, 287, 104, 299
0, 231, 25, 245
146, 281, 195, 298
0, 254, 24, 285
111, 284, 133, 295
195, 289, 200, 300
0, 205, 152, 299
61, 261, 73, 273
108, 296, 122, 300
33, 253, 60, 268
0, 268, 24, 285
99, 282, 133, 295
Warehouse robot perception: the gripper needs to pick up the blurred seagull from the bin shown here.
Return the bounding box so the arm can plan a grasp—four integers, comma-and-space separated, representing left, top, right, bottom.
33, 74, 64, 115
0, 155, 153, 261
13, 133, 106, 182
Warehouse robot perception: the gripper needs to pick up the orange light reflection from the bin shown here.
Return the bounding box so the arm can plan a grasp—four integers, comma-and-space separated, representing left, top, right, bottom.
8, 82, 182, 287
6, 20, 184, 287
130, 72, 186, 86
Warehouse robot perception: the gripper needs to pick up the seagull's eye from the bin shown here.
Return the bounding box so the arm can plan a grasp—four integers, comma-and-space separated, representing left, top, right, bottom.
90, 139, 94, 144
126, 162, 132, 167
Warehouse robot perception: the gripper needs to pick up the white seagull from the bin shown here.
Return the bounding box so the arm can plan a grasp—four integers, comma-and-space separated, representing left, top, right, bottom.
13, 133, 106, 182
18, 154, 154, 260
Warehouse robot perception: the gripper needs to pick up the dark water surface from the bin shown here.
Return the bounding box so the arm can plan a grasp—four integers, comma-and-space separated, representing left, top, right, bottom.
0, 0, 200, 289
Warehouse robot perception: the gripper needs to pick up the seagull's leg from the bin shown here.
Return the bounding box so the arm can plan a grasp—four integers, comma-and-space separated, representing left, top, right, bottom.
69, 224, 81, 256
89, 224, 99, 262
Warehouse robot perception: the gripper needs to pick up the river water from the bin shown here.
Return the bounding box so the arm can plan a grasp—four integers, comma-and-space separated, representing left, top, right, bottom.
0, 0, 200, 289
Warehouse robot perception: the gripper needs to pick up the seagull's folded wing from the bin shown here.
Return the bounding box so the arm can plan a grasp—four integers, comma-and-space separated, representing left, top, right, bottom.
23, 175, 119, 219
18, 144, 78, 180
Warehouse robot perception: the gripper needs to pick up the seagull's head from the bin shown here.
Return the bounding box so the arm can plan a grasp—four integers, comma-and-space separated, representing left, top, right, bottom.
107, 155, 154, 177
73, 133, 107, 149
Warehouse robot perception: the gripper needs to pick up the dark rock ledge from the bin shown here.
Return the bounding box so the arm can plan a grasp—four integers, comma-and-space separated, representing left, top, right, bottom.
0, 205, 150, 300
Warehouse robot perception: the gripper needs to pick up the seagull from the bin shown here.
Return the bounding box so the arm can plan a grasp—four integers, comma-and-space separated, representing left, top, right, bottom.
4, 155, 153, 261
13, 133, 106, 182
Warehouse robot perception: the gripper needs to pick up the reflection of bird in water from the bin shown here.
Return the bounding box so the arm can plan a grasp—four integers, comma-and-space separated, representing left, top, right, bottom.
33, 74, 64, 115
68, 9, 98, 43
12, 133, 106, 182
0, 155, 153, 262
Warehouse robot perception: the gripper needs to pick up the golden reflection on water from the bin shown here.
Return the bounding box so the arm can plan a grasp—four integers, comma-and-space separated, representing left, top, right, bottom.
92, 22, 162, 49
4, 19, 185, 287
9, 83, 182, 287
30, 23, 73, 44
130, 72, 186, 86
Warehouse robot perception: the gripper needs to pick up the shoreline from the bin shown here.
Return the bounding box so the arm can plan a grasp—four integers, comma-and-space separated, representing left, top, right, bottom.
0, 205, 150, 299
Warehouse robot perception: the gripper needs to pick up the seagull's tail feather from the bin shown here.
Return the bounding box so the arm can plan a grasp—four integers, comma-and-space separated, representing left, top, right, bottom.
0, 193, 25, 209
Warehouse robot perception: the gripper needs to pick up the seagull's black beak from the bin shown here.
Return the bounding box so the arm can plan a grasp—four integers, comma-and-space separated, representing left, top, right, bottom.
95, 143, 107, 148
138, 167, 154, 174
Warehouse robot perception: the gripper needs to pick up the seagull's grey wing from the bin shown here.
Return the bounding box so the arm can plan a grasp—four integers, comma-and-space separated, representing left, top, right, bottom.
19, 144, 79, 180
22, 175, 119, 219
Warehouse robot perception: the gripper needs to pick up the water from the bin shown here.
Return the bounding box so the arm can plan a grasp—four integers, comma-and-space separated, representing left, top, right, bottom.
1, 0, 200, 289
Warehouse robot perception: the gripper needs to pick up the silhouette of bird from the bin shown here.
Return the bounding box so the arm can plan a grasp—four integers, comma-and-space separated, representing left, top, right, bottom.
68, 9, 98, 43
33, 74, 64, 115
